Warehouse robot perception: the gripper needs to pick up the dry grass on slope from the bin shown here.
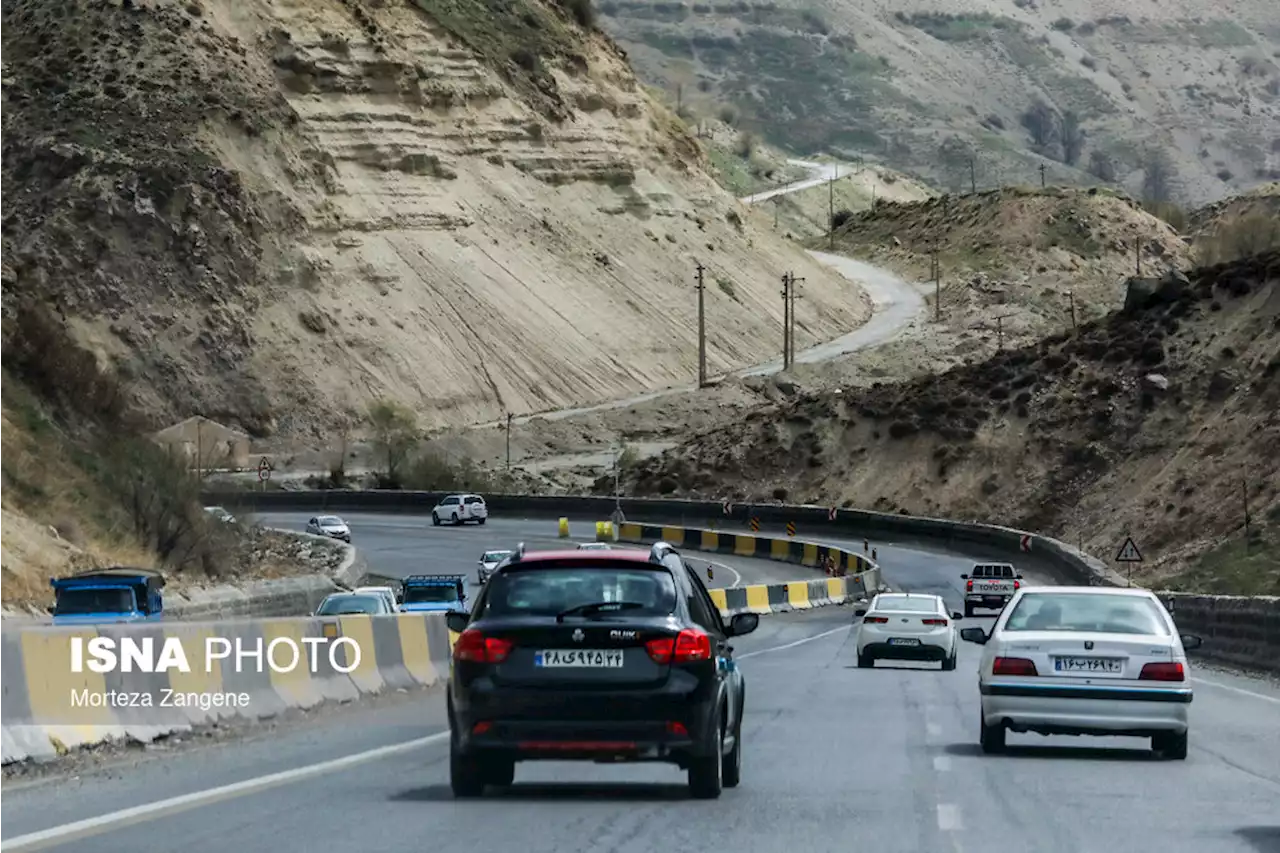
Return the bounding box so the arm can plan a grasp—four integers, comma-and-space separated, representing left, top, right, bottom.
625, 251, 1280, 592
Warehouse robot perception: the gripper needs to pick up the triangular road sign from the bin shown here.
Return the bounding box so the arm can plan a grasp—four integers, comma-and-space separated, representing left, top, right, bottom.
1115, 537, 1143, 563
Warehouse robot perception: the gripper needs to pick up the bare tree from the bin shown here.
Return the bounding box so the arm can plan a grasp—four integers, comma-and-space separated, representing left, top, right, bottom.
1087, 149, 1117, 182
366, 399, 419, 486
1021, 98, 1059, 153
1140, 147, 1178, 203
937, 134, 976, 192
1059, 111, 1086, 166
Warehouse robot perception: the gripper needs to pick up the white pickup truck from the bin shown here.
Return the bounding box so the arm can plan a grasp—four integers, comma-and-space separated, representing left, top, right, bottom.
961, 562, 1022, 617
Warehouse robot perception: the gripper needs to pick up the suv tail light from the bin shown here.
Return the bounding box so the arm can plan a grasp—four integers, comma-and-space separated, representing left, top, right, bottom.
992, 657, 1037, 676
922, 618, 948, 626
646, 628, 712, 664
966, 579, 973, 592
863, 616, 889, 623
1139, 662, 1185, 682
1013, 580, 1021, 590
453, 629, 512, 663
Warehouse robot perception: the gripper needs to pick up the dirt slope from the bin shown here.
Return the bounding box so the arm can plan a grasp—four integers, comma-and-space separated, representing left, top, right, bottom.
622, 251, 1280, 591
598, 0, 1280, 205
0, 0, 868, 437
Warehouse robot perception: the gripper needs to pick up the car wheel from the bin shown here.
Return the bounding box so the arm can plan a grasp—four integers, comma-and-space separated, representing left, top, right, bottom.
941, 650, 957, 671
432, 513, 441, 527
1153, 731, 1188, 760
979, 716, 1006, 754
449, 739, 487, 798
477, 517, 486, 525
857, 650, 874, 668
964, 603, 974, 618
688, 716, 724, 799
722, 715, 743, 789
452, 513, 461, 525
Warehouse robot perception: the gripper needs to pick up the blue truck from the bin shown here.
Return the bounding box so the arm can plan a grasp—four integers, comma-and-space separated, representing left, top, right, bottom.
49, 568, 166, 625
399, 574, 468, 614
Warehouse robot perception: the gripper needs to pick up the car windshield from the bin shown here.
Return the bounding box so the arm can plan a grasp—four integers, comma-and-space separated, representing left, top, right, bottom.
477, 566, 677, 618
873, 596, 937, 612
481, 552, 510, 563
54, 587, 137, 615
316, 595, 382, 615
1003, 593, 1170, 635
403, 585, 460, 604
317, 516, 344, 526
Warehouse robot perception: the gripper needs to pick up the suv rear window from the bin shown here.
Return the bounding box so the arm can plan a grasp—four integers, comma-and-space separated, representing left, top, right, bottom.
973, 564, 1013, 578
477, 566, 677, 618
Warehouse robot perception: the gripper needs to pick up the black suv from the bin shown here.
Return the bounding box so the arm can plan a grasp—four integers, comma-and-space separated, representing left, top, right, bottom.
443, 541, 759, 799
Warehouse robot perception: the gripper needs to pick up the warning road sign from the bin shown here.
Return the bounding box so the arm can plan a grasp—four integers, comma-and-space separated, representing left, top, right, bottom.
1019, 534, 1032, 553
722, 501, 733, 516
749, 517, 760, 533
828, 507, 837, 521
786, 521, 796, 537
1115, 537, 1143, 563
257, 456, 272, 482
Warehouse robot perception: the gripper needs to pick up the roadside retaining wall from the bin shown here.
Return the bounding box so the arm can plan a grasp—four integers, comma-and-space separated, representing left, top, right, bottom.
202, 490, 1280, 673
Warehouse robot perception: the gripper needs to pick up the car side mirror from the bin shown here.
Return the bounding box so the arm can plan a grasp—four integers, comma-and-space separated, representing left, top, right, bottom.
1181, 634, 1203, 651
960, 573, 969, 580
951, 611, 964, 620
445, 612, 470, 633
960, 627, 988, 644
854, 608, 867, 617
728, 612, 759, 637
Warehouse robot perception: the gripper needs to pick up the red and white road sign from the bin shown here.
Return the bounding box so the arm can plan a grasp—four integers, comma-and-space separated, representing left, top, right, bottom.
828, 507, 837, 521
257, 456, 272, 482
1019, 534, 1032, 553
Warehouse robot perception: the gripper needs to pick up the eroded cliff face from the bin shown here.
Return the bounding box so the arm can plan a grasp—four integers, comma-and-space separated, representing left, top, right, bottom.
2, 0, 868, 437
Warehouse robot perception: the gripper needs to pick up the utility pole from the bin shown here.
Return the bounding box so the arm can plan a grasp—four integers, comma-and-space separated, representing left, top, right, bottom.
505, 412, 513, 471
994, 313, 1013, 350
788, 273, 805, 365
828, 173, 836, 249
773, 196, 780, 229
781, 273, 791, 368
932, 248, 941, 321
1039, 163, 1047, 188
969, 158, 977, 194
1243, 474, 1251, 539
1068, 291, 1077, 331
695, 262, 707, 387
1135, 238, 1142, 276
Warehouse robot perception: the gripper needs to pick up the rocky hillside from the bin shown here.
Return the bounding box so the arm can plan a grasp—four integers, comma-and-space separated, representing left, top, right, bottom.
621, 251, 1280, 591
823, 186, 1193, 350
598, 0, 1280, 206
0, 0, 868, 438
1188, 183, 1280, 265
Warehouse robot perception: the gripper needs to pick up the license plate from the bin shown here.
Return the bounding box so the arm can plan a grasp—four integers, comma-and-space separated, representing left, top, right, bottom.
1054, 656, 1122, 673
888, 638, 921, 646
535, 649, 625, 668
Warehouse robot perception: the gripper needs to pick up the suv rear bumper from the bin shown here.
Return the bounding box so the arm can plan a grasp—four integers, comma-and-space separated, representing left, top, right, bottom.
965, 595, 1009, 608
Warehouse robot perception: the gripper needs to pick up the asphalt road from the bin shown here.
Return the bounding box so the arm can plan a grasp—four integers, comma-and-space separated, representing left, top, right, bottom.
4, 522, 1279, 852
251, 511, 818, 592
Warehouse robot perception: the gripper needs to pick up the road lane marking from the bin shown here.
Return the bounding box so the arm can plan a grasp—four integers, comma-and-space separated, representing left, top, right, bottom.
1192, 677, 1280, 705
933, 755, 951, 772
737, 625, 850, 660
1, 732, 450, 852
926, 722, 942, 740
937, 804, 963, 832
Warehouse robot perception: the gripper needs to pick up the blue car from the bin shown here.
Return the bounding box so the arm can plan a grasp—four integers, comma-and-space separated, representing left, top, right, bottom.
400, 575, 468, 614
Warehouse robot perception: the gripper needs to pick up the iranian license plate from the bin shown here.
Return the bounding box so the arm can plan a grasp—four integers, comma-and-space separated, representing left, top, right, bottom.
1054, 656, 1122, 673
888, 638, 921, 646
535, 649, 625, 668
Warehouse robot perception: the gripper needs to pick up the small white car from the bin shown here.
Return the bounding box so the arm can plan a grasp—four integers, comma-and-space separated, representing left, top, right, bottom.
477, 550, 512, 584
431, 494, 488, 526
353, 586, 399, 612
959, 586, 1202, 759
314, 592, 394, 616
575, 542, 612, 551
204, 506, 236, 524
854, 592, 963, 670
306, 515, 351, 542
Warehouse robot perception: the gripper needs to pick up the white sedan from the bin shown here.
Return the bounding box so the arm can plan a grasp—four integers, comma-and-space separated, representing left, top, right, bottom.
959, 586, 1203, 759
854, 592, 963, 670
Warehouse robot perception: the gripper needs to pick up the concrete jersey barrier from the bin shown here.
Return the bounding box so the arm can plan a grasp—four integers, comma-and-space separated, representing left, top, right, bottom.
0, 612, 456, 765
204, 489, 1280, 674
